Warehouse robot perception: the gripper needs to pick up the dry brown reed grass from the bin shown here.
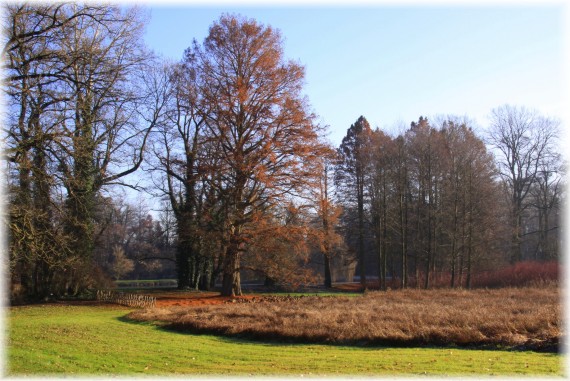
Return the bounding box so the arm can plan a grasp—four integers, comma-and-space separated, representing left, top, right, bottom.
128, 286, 561, 351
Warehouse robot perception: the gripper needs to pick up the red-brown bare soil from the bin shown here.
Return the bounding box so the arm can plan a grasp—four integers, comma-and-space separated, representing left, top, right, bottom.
129, 287, 561, 352
151, 291, 257, 308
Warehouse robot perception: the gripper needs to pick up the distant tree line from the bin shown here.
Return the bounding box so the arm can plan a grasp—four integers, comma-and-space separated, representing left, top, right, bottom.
3, 4, 564, 302
335, 110, 562, 290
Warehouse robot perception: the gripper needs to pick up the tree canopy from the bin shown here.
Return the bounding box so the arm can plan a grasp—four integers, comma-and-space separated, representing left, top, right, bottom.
3, 6, 564, 302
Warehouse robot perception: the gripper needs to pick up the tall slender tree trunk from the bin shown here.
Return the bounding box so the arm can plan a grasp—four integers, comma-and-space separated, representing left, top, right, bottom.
399, 188, 408, 289
511, 213, 521, 264
543, 208, 550, 259
536, 207, 545, 260
466, 222, 473, 290
324, 253, 332, 288
322, 167, 333, 288
380, 182, 388, 291
424, 247, 431, 289
510, 192, 523, 263
357, 174, 366, 286
424, 191, 432, 290
450, 195, 459, 288
466, 172, 474, 290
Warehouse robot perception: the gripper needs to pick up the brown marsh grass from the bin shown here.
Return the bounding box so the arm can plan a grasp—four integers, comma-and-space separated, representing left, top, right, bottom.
128, 287, 561, 351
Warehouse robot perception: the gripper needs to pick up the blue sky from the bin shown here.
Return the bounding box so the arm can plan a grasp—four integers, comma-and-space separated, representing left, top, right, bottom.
143, 3, 566, 145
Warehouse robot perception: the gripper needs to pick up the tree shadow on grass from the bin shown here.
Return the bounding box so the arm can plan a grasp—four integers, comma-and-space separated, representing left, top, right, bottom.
116, 314, 307, 349
115, 314, 560, 354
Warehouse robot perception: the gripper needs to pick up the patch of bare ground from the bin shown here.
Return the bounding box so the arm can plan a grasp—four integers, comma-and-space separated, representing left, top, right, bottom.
128, 287, 561, 352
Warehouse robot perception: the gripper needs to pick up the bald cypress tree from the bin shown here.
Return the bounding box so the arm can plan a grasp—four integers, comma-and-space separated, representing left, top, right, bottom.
191, 15, 327, 296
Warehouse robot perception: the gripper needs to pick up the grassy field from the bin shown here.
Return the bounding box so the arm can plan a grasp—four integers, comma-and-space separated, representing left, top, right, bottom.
7, 302, 564, 376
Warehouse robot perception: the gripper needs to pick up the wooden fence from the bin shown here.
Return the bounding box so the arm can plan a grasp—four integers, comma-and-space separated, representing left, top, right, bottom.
96, 290, 156, 309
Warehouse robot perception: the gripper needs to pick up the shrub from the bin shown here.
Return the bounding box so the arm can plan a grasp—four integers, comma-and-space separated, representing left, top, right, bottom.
471, 261, 559, 288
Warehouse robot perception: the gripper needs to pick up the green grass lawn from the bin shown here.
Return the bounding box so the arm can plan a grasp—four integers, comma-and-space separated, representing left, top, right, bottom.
6, 303, 565, 376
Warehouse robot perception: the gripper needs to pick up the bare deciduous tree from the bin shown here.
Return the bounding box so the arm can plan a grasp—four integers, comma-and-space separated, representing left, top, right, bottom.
487, 105, 560, 263
4, 3, 163, 298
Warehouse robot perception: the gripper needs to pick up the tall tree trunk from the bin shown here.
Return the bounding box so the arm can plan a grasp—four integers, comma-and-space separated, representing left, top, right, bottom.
176, 219, 194, 289
376, 231, 382, 290
424, 249, 431, 289
466, 174, 474, 290
543, 207, 550, 259
176, 246, 191, 289
357, 174, 366, 286
450, 195, 459, 288
458, 186, 467, 287
199, 256, 212, 291
466, 223, 473, 290
65, 91, 97, 268
381, 187, 388, 291
322, 167, 333, 289
424, 192, 432, 290
399, 190, 408, 289
511, 201, 523, 263
324, 253, 332, 288
221, 234, 242, 296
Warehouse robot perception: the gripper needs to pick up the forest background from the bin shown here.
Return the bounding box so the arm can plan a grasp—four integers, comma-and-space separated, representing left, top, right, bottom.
3, 3, 566, 300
